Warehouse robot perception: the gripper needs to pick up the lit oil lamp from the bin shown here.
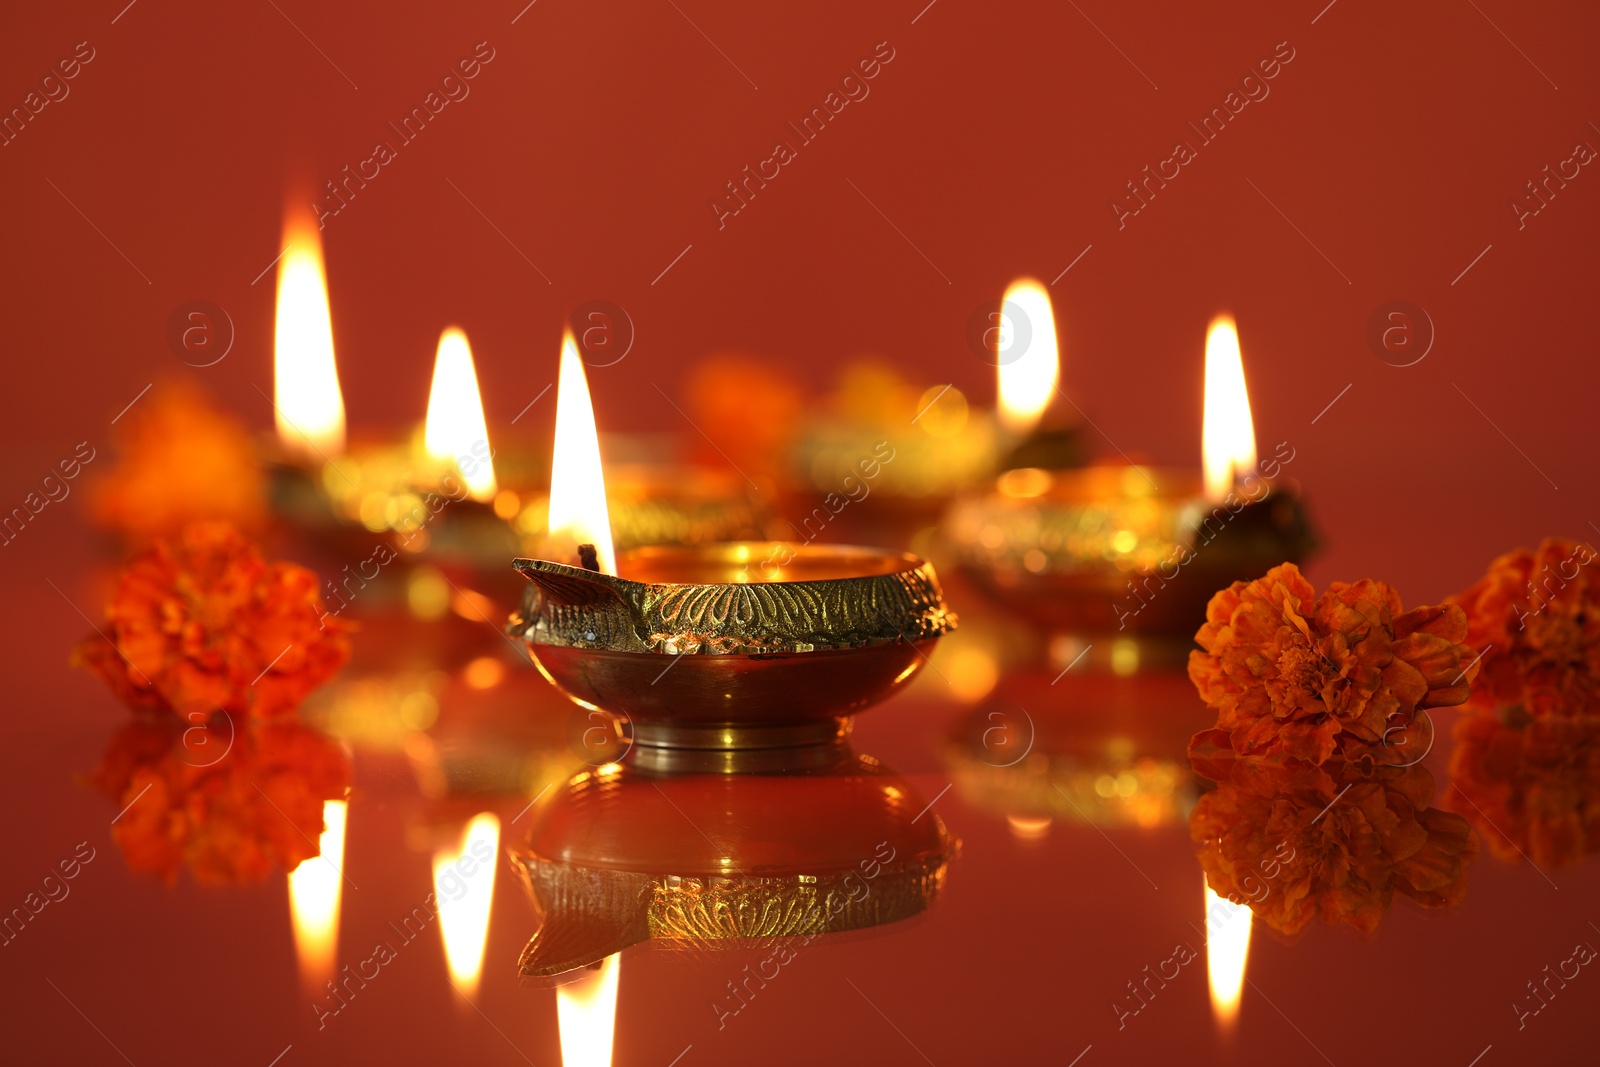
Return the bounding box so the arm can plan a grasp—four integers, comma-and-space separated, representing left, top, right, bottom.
509, 332, 957, 758
992, 278, 1091, 471
511, 743, 958, 980
944, 314, 1314, 663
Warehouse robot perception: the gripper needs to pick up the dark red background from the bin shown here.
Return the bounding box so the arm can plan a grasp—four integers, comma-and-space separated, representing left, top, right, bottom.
3, 1, 1598, 1064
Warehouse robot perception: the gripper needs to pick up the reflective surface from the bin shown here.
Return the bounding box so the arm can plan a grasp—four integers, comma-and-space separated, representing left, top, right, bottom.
8, 532, 1599, 1066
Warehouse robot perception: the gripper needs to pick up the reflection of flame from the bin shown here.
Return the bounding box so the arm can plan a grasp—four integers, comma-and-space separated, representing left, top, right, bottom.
1204, 883, 1251, 1030
1007, 814, 1052, 841
546, 330, 616, 574
997, 278, 1060, 435
273, 215, 346, 458
289, 799, 348, 992
433, 812, 501, 999
557, 952, 620, 1067
424, 327, 497, 502
1201, 314, 1257, 503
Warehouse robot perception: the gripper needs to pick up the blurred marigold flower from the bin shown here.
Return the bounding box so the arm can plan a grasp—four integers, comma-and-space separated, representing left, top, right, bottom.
72, 521, 350, 720
1448, 537, 1600, 719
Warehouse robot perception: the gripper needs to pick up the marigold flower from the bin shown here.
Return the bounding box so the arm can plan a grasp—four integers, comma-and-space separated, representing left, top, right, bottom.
88, 716, 349, 885
1448, 537, 1600, 718
87, 380, 267, 544
1449, 709, 1600, 868
72, 522, 350, 720
1190, 733, 1476, 935
1188, 563, 1475, 765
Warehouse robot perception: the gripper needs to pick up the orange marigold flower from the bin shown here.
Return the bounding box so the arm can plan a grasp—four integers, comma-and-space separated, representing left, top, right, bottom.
1449, 709, 1600, 868
71, 522, 350, 720
88, 716, 349, 885
1448, 537, 1600, 718
87, 379, 267, 544
1188, 563, 1475, 765
1190, 736, 1476, 935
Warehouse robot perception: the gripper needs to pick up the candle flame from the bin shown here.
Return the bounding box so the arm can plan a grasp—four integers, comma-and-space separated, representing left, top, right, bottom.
433, 812, 500, 999
557, 952, 620, 1067
547, 330, 615, 574
1204, 883, 1252, 1030
273, 214, 346, 458
996, 278, 1060, 434
1201, 314, 1257, 503
288, 799, 348, 994
424, 327, 497, 502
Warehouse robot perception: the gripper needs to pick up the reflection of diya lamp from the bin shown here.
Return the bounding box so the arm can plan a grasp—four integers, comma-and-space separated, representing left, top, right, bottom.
944, 669, 1209, 833
511, 744, 958, 978
944, 316, 1315, 656
508, 542, 956, 757
510, 331, 957, 759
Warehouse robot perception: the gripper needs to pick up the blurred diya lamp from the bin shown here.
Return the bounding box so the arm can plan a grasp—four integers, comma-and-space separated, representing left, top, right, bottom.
511, 331, 957, 757
508, 543, 955, 756
989, 278, 1091, 472
786, 365, 998, 546
944, 315, 1315, 649
510, 744, 958, 979
508, 460, 770, 556
943, 669, 1207, 833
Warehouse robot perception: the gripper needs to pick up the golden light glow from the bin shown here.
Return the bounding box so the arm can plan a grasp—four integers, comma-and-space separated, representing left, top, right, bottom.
289, 799, 348, 993
1201, 314, 1257, 504
996, 278, 1060, 435
1007, 814, 1052, 841
557, 952, 620, 1067
1205, 883, 1252, 1030
424, 327, 497, 502
546, 330, 616, 574
273, 215, 346, 458
433, 812, 501, 999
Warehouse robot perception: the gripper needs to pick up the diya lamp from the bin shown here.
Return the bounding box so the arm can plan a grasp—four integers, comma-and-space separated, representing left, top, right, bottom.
944, 314, 1315, 667
507, 330, 958, 764
990, 277, 1091, 472
510, 742, 958, 980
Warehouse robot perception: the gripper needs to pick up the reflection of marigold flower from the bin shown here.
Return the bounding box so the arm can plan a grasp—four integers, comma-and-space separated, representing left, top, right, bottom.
1449, 710, 1600, 868
72, 522, 350, 720
1448, 537, 1600, 718
89, 717, 349, 885
1189, 734, 1476, 934
1187, 563, 1475, 765
88, 379, 267, 543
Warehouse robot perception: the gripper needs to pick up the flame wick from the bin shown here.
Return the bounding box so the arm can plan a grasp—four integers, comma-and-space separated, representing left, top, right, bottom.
273, 216, 346, 458
996, 279, 1061, 435
546, 331, 616, 575
423, 327, 498, 502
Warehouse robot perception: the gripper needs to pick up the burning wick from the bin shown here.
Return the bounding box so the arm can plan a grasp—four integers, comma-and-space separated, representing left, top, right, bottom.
577, 544, 601, 573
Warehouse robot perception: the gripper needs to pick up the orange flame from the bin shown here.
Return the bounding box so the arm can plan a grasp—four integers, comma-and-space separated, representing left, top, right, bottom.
1204, 883, 1251, 1030
288, 798, 348, 993
546, 330, 615, 574
557, 952, 620, 1067
273, 214, 346, 458
424, 327, 497, 502
1201, 314, 1257, 503
433, 812, 501, 999
996, 278, 1060, 434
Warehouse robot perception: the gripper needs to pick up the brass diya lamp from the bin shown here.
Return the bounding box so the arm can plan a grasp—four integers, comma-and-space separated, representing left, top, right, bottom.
510, 742, 958, 979
508, 330, 958, 761
508, 542, 956, 758
943, 315, 1315, 659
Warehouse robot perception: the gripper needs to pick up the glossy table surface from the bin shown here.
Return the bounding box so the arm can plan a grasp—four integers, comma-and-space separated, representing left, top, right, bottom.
5, 515, 1597, 1067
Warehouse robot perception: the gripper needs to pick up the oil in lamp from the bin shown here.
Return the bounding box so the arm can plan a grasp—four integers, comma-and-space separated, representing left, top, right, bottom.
509, 331, 958, 759
944, 314, 1314, 666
